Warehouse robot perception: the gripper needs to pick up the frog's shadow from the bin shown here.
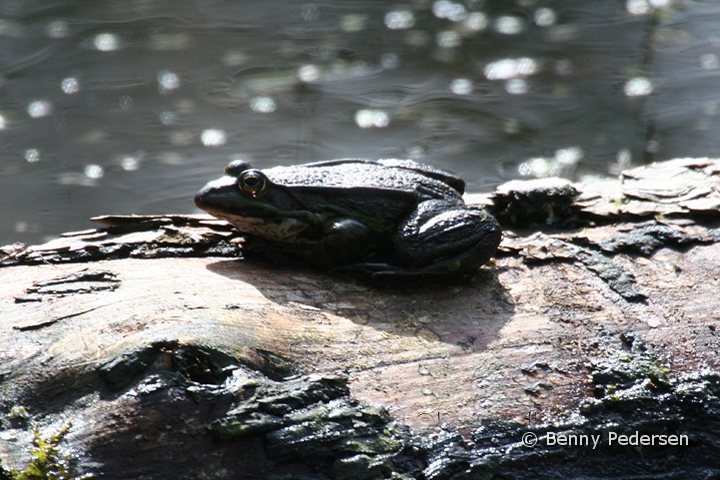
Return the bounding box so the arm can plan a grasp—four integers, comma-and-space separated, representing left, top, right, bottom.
205, 258, 514, 354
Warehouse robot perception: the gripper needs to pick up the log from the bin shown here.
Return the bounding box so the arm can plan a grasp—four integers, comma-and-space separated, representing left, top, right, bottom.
1, 158, 719, 479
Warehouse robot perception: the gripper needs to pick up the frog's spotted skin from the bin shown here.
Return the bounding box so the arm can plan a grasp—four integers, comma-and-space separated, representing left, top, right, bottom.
195, 159, 501, 276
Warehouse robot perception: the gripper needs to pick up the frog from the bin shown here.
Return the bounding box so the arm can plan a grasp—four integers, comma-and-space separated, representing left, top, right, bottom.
194, 158, 501, 277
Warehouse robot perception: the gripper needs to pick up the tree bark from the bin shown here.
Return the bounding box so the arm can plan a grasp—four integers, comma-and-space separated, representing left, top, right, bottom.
1, 158, 719, 479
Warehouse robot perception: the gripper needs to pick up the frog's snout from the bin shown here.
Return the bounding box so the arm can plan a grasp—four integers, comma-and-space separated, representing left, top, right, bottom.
194, 176, 237, 209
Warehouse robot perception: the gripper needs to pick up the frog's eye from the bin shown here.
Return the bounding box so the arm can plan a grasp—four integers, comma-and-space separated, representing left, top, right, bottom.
239, 170, 267, 198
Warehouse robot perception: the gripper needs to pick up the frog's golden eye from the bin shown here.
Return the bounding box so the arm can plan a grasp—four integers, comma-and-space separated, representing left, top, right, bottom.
239, 170, 267, 197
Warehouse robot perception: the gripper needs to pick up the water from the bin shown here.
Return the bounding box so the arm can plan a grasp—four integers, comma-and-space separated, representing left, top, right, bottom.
1, 0, 719, 247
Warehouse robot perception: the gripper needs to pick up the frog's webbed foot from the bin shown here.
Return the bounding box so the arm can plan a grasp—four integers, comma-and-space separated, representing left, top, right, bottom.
330, 242, 494, 278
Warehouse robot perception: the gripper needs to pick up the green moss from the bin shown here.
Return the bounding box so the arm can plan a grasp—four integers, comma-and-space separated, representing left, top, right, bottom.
340, 433, 402, 455
8, 407, 30, 421
612, 196, 629, 207
446, 260, 462, 272
4, 422, 90, 480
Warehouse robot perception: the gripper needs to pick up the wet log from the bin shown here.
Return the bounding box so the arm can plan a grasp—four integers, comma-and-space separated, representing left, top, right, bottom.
1, 158, 719, 479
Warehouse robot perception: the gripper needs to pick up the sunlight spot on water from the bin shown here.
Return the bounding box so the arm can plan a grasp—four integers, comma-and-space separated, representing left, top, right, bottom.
696, 117, 712, 130
381, 53, 400, 70
433, 1, 467, 22
463, 12, 488, 32
385, 9, 415, 30
121, 156, 140, 171
62, 77, 80, 94
169, 131, 193, 146
47, 20, 69, 38
519, 157, 551, 177
119, 96, 132, 111
58, 173, 97, 187
201, 129, 227, 146
646, 138, 660, 153
450, 78, 473, 95
626, 0, 671, 14
512, 148, 584, 177
505, 79, 528, 94
159, 152, 184, 165
555, 59, 573, 75
624, 77, 653, 96
250, 96, 277, 113
407, 145, 425, 158
484, 58, 539, 80
0, 20, 23, 37
617, 148, 632, 168
704, 101, 718, 116
175, 99, 195, 113
0, 114, 6, 130
555, 147, 583, 165
355, 109, 389, 128
609, 148, 633, 175
159, 111, 178, 125
298, 64, 320, 82
84, 164, 104, 180
149, 33, 190, 51
158, 70, 180, 94
504, 118, 521, 135
28, 100, 52, 118
701, 53, 719, 70
495, 16, 524, 35
436, 30, 461, 48
222, 50, 247, 67
341, 14, 367, 32
626, 0, 651, 15
301, 4, 319, 21
534, 8, 557, 26
405, 30, 430, 46
94, 33, 120, 51
25, 149, 40, 163
547, 24, 577, 42
83, 130, 106, 144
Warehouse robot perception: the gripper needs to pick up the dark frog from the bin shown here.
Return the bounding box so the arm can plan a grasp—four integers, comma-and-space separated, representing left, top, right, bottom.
194, 159, 501, 276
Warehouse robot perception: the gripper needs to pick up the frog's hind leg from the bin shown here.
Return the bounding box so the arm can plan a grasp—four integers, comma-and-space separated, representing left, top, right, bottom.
392, 200, 502, 275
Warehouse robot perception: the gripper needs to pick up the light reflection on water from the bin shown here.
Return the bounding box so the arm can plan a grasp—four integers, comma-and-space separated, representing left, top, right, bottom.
0, 0, 719, 246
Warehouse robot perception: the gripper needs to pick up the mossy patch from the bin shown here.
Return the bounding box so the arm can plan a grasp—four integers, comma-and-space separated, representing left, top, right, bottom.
2, 421, 91, 480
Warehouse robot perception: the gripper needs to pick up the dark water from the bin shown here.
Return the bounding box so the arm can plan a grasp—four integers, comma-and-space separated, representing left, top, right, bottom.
1, 1, 719, 246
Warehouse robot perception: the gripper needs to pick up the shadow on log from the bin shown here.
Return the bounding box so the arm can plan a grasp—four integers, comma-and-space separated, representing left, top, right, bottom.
1, 158, 719, 479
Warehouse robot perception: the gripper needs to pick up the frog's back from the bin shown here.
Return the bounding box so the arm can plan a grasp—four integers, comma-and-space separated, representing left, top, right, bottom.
264, 159, 465, 199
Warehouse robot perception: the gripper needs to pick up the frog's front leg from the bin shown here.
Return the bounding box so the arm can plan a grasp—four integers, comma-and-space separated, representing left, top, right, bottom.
310, 218, 373, 269
392, 199, 502, 274
242, 218, 372, 270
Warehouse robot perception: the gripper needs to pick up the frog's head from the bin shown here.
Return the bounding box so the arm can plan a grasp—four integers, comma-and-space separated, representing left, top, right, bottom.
195, 160, 313, 240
